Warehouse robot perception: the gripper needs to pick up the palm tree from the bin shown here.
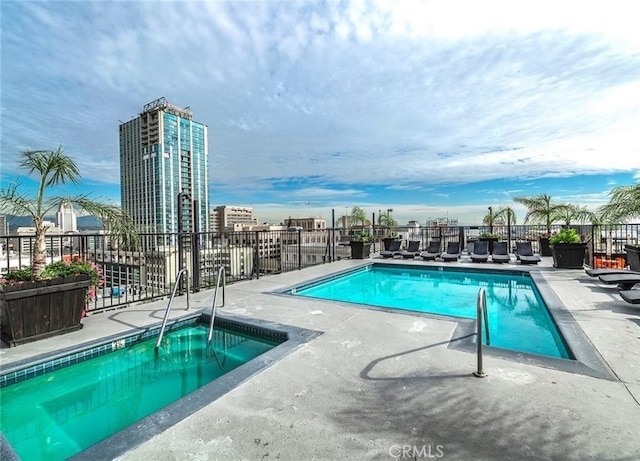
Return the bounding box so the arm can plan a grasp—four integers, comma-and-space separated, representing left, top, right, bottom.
0, 147, 139, 279
493, 205, 517, 226
513, 194, 564, 234
348, 206, 367, 230
554, 204, 596, 227
483, 206, 517, 233
482, 208, 498, 233
598, 182, 640, 223
378, 210, 397, 236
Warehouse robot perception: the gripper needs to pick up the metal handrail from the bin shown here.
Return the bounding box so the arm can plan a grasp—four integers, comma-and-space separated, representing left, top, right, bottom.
207, 266, 226, 342
155, 268, 190, 349
473, 287, 490, 378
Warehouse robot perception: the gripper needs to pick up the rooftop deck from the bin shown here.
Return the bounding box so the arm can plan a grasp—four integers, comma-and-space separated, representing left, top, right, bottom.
2, 253, 639, 459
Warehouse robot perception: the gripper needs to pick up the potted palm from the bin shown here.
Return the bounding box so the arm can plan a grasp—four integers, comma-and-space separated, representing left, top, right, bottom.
379, 210, 398, 250
513, 194, 565, 256
350, 231, 374, 259
0, 147, 138, 346
481, 206, 516, 253
494, 205, 517, 251
348, 206, 373, 259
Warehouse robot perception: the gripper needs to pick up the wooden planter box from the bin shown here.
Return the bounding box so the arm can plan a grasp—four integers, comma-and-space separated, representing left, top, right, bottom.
539, 237, 552, 256
1, 275, 90, 347
550, 243, 587, 269
381, 238, 397, 251
350, 241, 372, 259
625, 245, 640, 271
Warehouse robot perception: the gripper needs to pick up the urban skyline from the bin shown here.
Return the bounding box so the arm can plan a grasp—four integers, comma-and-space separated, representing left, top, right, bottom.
1, 1, 639, 226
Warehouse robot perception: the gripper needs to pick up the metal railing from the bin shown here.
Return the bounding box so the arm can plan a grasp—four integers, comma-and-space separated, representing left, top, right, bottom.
155, 268, 189, 349
207, 266, 225, 342
1, 223, 638, 314
473, 287, 490, 378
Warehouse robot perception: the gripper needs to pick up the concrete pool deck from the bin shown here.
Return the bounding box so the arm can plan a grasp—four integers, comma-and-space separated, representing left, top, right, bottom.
2, 254, 640, 460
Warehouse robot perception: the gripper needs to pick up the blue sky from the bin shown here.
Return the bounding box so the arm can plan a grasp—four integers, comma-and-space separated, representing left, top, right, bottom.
1, 0, 639, 225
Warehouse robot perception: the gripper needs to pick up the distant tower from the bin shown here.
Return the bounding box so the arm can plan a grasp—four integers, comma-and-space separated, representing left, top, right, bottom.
56, 201, 77, 233
119, 97, 209, 235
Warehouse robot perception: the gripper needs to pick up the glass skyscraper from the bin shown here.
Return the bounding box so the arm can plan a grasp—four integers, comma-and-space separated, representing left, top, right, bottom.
119, 97, 209, 236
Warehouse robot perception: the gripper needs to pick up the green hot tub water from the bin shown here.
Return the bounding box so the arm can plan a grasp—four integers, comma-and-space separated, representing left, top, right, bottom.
0, 324, 278, 460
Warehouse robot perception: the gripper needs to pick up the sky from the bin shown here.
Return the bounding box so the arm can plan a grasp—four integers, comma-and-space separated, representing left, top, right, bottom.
1, 0, 639, 226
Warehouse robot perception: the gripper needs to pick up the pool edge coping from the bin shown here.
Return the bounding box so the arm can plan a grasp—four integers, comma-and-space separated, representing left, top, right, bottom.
275, 261, 618, 382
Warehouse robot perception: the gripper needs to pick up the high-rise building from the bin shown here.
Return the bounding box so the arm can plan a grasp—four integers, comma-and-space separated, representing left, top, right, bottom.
119, 97, 209, 235
56, 200, 77, 233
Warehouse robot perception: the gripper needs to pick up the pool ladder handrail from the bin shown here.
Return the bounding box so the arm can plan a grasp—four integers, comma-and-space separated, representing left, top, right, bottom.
207, 266, 226, 342
473, 287, 490, 378
155, 268, 190, 349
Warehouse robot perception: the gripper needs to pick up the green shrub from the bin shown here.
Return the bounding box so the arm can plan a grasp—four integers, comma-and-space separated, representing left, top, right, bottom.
549, 228, 580, 244
351, 231, 374, 243
479, 232, 501, 239
0, 268, 32, 283
2, 259, 102, 299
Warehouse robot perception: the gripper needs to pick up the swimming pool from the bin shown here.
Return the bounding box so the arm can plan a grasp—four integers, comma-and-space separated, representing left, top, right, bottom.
0, 315, 319, 460
288, 263, 570, 359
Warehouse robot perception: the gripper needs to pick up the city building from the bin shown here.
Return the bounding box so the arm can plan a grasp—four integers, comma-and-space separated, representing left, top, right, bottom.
210, 206, 258, 233
119, 97, 209, 237
16, 222, 63, 256
284, 217, 326, 230
0, 215, 7, 236
56, 200, 78, 233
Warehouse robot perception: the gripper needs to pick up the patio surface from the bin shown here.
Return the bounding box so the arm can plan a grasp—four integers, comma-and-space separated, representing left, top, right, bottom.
2, 253, 640, 460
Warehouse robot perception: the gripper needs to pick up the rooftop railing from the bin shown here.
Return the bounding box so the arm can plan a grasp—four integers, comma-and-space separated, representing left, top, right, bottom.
1, 223, 637, 314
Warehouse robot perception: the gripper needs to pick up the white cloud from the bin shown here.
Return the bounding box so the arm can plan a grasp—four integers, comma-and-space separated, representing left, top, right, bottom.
1, 0, 638, 225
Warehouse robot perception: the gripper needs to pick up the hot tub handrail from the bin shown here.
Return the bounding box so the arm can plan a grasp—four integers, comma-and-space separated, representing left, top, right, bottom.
155, 268, 190, 349
473, 287, 489, 378
207, 266, 226, 342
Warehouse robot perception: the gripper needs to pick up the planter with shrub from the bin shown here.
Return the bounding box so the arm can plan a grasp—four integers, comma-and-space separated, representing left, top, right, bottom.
478, 232, 501, 254
1, 259, 101, 346
350, 232, 374, 259
0, 147, 138, 346
550, 228, 587, 269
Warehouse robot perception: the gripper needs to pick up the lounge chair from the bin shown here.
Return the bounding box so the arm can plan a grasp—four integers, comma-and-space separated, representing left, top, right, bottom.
470, 240, 489, 263
516, 242, 541, 265
419, 240, 441, 261
597, 273, 640, 290
466, 241, 475, 255
441, 242, 461, 262
380, 240, 401, 258
585, 268, 640, 277
491, 241, 511, 263
619, 290, 640, 305
399, 240, 421, 259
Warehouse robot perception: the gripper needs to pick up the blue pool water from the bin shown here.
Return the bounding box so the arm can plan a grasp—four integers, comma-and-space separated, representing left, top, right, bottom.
0, 323, 280, 460
290, 264, 570, 359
